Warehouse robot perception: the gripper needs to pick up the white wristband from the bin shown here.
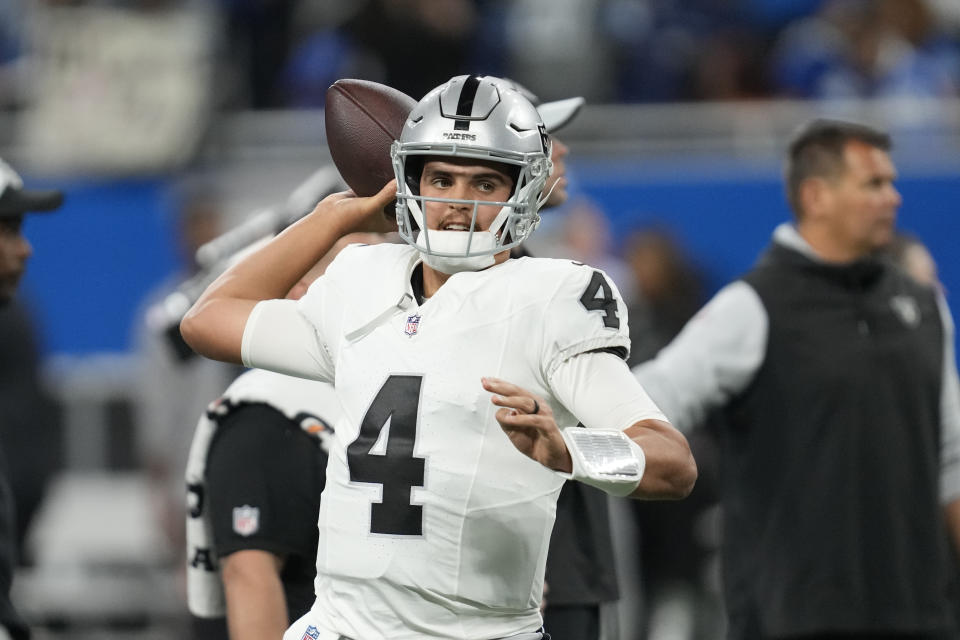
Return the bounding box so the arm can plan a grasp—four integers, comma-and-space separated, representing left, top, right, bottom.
558, 428, 646, 497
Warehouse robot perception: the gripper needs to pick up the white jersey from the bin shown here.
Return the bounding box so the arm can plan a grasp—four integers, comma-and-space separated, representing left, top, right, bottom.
245, 243, 632, 639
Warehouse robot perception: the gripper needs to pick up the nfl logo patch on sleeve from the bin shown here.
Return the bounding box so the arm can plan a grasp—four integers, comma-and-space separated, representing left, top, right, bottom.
232, 504, 260, 536
301, 625, 320, 640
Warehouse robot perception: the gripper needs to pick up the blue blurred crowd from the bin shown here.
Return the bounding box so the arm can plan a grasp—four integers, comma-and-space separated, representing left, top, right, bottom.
1, 0, 959, 112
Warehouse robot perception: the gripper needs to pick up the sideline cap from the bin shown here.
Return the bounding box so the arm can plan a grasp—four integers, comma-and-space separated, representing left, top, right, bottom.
0, 158, 64, 217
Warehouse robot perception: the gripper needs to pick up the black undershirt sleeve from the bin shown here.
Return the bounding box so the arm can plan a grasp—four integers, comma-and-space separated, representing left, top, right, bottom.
206, 403, 326, 559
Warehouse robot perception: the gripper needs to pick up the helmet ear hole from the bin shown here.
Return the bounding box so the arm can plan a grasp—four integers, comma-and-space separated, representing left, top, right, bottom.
405, 157, 424, 196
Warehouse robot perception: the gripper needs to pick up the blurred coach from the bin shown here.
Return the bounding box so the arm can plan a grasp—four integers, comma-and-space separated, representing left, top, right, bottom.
635, 119, 960, 640
0, 157, 64, 640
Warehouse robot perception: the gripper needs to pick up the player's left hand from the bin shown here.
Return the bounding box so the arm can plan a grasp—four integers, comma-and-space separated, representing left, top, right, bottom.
482, 377, 573, 473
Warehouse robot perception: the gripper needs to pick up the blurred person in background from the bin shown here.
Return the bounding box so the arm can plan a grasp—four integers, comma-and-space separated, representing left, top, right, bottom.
133, 182, 241, 560
0, 158, 62, 561
635, 118, 960, 640
186, 368, 335, 640
0, 156, 65, 640
185, 235, 381, 640
621, 228, 723, 640
624, 229, 705, 368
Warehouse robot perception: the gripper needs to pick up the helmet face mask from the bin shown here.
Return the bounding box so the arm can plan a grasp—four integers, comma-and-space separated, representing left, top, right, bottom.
391, 75, 552, 274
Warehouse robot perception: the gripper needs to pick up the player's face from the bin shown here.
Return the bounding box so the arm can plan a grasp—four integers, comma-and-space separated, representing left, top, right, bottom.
0, 216, 32, 304
823, 141, 901, 257
543, 137, 569, 209
419, 158, 515, 235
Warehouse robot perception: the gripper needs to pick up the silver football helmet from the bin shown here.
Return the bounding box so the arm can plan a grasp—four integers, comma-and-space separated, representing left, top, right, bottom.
390, 75, 552, 274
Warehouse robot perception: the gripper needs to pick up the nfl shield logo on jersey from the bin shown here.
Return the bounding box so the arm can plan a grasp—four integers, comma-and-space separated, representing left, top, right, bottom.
301, 626, 320, 640
232, 504, 260, 537
404, 313, 421, 337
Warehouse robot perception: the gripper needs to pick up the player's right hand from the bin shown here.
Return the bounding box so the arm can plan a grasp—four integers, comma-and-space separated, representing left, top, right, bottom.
316, 179, 399, 235
482, 377, 573, 474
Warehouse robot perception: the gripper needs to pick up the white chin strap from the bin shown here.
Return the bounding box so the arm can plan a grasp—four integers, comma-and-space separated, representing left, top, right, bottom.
415, 230, 498, 274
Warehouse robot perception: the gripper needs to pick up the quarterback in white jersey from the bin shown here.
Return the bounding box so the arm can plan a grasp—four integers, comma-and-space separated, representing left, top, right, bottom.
181, 75, 696, 640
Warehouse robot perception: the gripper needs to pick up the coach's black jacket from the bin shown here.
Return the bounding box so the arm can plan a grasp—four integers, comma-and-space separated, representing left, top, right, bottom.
723, 240, 956, 637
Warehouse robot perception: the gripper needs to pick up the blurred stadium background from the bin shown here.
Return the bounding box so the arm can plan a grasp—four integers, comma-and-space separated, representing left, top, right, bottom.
0, 0, 958, 638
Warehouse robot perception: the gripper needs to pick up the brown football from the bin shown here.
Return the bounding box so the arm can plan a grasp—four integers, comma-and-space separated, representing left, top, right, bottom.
325, 79, 417, 201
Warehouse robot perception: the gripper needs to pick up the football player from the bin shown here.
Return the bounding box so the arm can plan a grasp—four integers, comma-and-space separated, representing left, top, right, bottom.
180, 75, 696, 640
185, 367, 338, 640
